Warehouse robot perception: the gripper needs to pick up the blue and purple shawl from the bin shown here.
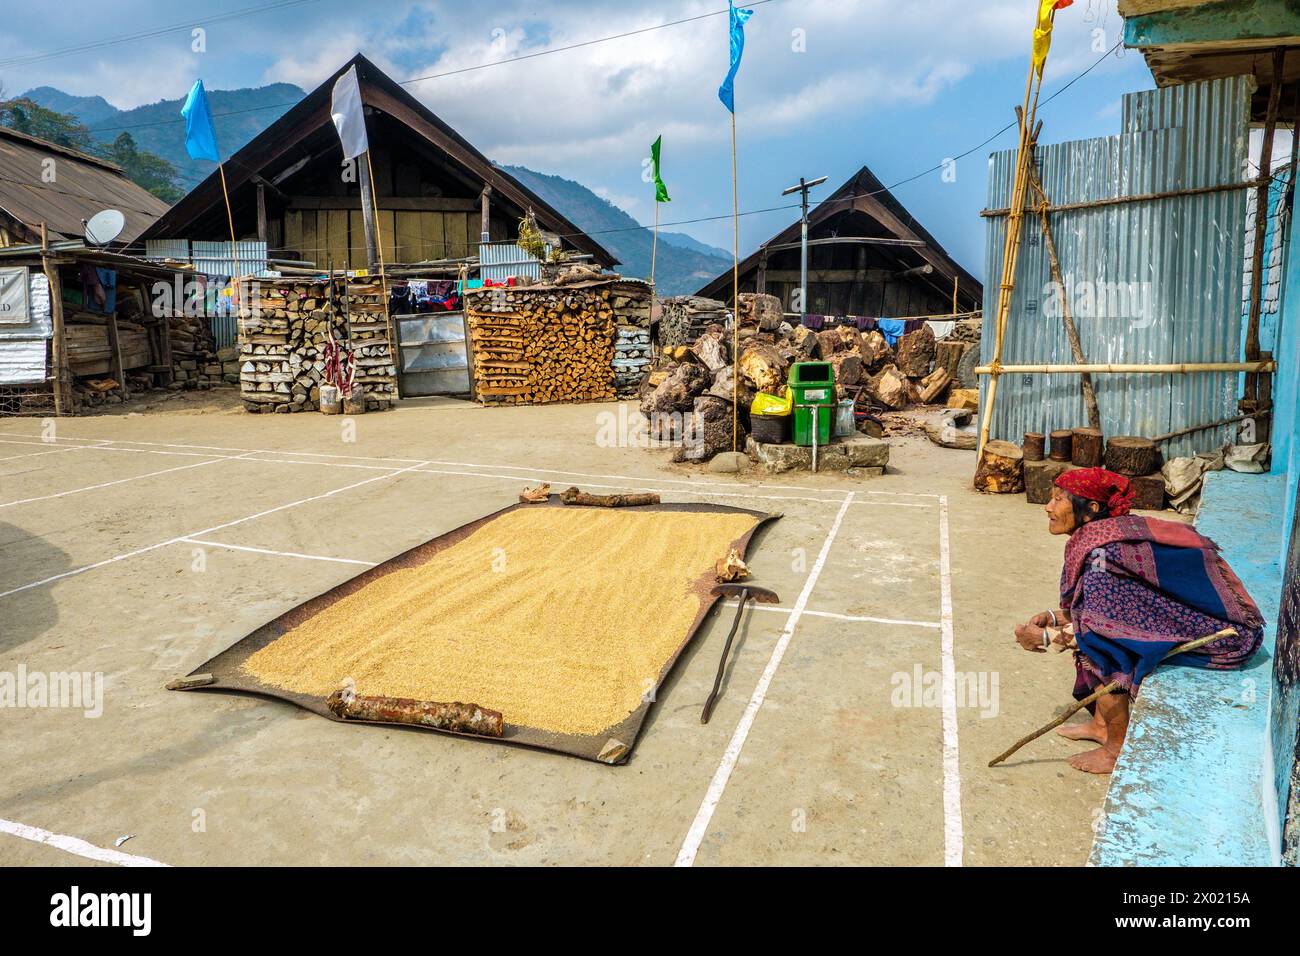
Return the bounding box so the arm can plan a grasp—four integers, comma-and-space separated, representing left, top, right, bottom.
1060, 515, 1264, 699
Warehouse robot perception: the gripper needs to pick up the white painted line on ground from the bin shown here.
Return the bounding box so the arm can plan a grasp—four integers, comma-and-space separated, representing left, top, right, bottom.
937, 494, 963, 866
0, 460, 429, 600
0, 818, 169, 867
0, 430, 941, 500
0, 441, 108, 463
0, 453, 244, 509
676, 491, 857, 867
746, 603, 940, 629
181, 537, 378, 566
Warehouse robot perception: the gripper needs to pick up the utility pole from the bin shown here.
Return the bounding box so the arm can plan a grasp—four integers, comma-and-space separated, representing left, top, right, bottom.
780, 175, 827, 321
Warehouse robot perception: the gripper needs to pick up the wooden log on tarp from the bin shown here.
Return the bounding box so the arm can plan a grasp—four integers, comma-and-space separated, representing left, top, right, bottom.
973, 439, 1024, 493
1049, 429, 1073, 462
1071, 427, 1103, 467
326, 689, 503, 737
1104, 435, 1160, 477
1023, 432, 1045, 461
560, 486, 661, 507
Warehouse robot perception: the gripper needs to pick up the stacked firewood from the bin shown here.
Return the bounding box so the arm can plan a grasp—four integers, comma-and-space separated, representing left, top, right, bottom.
466, 281, 638, 405
238, 279, 396, 414
658, 295, 727, 347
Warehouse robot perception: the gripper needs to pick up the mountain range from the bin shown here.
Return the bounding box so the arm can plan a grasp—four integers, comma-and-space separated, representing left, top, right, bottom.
20, 84, 731, 295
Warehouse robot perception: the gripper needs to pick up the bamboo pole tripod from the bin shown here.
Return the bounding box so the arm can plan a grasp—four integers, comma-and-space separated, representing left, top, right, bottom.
976, 56, 1045, 459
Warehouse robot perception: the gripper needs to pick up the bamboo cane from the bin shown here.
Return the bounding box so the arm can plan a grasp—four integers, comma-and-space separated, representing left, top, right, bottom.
217, 164, 242, 308
976, 361, 1276, 374
730, 110, 739, 453
651, 198, 659, 289
988, 628, 1237, 767
365, 149, 399, 401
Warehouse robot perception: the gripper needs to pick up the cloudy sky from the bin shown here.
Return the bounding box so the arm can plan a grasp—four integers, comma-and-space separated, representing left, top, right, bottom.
0, 0, 1154, 278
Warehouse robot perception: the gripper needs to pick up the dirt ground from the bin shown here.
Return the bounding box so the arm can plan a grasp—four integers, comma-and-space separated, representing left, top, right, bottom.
0, 389, 1111, 866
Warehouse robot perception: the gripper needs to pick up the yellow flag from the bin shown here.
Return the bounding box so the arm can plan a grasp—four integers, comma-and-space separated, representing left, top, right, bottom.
1032, 0, 1073, 77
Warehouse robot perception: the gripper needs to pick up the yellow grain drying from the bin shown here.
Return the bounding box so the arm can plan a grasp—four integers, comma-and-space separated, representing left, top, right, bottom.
241, 507, 759, 737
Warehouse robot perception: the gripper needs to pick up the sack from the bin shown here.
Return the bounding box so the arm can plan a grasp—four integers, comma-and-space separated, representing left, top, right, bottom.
751, 386, 793, 417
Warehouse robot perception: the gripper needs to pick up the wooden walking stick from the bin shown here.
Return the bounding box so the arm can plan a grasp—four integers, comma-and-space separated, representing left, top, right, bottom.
988, 628, 1237, 767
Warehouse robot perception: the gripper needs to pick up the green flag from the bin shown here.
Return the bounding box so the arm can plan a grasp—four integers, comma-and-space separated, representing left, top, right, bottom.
651, 135, 670, 203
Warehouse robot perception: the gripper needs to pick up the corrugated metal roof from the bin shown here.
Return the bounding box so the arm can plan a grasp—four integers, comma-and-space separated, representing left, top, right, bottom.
0, 127, 169, 244
981, 75, 1253, 459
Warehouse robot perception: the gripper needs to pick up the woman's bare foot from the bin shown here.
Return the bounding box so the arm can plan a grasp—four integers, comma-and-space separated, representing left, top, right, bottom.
1068, 746, 1118, 774
1057, 714, 1107, 744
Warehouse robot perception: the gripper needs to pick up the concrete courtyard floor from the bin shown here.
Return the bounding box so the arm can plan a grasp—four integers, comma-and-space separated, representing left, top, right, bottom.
0, 391, 1110, 866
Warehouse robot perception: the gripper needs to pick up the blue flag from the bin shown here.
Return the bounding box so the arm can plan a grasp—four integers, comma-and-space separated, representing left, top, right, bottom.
181, 79, 221, 163
717, 1, 754, 113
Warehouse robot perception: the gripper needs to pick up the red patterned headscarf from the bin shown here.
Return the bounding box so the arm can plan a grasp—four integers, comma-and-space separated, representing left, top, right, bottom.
1054, 467, 1135, 517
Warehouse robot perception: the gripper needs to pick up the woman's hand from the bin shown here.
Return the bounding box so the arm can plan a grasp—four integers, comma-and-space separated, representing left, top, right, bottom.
1015, 622, 1048, 652
1028, 611, 1052, 628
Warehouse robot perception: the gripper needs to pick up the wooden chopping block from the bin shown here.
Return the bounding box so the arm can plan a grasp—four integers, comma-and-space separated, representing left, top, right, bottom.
1071, 427, 1104, 467
1049, 429, 1074, 462
1129, 472, 1166, 511
1024, 459, 1071, 504
1105, 436, 1160, 477
973, 440, 1024, 493
1023, 432, 1045, 461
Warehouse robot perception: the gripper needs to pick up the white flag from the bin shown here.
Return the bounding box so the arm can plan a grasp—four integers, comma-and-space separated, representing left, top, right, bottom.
330, 65, 369, 161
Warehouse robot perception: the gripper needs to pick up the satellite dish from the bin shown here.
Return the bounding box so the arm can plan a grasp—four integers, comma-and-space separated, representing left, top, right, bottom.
84, 209, 126, 246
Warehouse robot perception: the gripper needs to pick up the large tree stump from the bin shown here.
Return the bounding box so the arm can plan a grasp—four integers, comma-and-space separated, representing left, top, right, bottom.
973, 440, 1025, 493
1071, 427, 1104, 467
1105, 436, 1160, 477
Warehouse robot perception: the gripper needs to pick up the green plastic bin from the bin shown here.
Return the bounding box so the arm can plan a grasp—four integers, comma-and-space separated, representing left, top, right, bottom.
789, 361, 835, 447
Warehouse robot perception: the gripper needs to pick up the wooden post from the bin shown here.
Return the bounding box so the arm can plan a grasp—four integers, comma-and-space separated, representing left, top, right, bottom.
39, 223, 70, 416
756, 250, 767, 294
1245, 48, 1286, 404
105, 309, 128, 399
479, 185, 492, 243
256, 181, 268, 245
357, 152, 380, 271
1030, 163, 1101, 430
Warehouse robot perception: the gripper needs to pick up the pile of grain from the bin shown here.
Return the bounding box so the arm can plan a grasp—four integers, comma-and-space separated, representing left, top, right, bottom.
240, 507, 759, 736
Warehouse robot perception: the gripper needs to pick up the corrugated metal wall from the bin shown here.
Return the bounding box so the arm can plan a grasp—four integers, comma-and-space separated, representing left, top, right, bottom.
479, 241, 544, 282
981, 76, 1253, 459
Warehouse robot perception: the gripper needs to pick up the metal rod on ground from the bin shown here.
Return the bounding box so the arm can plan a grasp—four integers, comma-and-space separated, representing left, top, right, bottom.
988, 628, 1236, 767
1029, 161, 1100, 430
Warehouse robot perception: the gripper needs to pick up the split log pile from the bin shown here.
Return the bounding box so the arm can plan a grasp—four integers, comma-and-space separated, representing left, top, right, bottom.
465, 279, 635, 405
658, 295, 727, 348
166, 311, 222, 389
238, 279, 397, 414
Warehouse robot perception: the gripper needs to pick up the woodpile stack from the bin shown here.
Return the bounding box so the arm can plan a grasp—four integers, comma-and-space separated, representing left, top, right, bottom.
238, 279, 397, 414
658, 295, 727, 348
465, 278, 651, 405
467, 284, 614, 404
166, 311, 222, 389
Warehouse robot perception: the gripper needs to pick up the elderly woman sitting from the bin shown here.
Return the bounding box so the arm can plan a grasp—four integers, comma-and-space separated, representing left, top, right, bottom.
1014, 468, 1264, 774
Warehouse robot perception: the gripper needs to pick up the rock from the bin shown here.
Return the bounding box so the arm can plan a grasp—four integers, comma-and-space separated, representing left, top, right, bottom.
708, 451, 748, 473
895, 326, 936, 377
745, 435, 888, 474
866, 364, 911, 409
